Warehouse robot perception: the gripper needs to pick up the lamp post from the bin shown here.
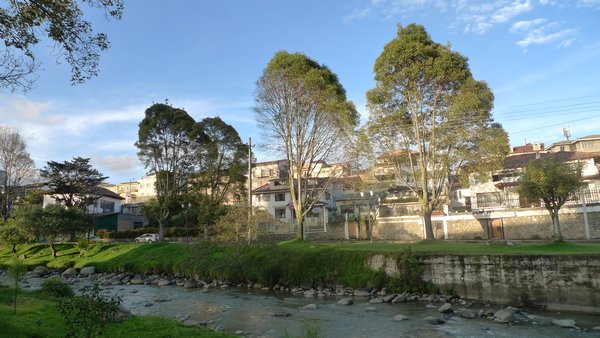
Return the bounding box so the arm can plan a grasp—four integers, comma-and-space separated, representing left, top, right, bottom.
360, 191, 375, 241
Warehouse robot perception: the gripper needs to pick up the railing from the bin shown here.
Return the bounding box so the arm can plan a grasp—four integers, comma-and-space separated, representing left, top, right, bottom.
471, 188, 600, 210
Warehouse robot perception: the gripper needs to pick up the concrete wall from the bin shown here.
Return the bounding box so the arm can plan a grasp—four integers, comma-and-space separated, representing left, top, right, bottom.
420, 254, 600, 313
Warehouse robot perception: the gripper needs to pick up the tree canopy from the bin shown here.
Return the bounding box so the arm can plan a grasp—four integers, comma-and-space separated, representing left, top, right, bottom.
0, 126, 36, 220
518, 155, 584, 240
367, 24, 509, 240
0, 0, 123, 91
254, 51, 359, 240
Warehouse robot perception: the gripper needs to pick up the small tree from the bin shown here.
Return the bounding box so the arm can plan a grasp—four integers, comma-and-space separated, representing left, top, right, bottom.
0, 221, 34, 255
8, 258, 27, 314
518, 155, 584, 241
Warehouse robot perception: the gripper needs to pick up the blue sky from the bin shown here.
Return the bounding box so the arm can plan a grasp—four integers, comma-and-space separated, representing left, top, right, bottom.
1, 0, 599, 184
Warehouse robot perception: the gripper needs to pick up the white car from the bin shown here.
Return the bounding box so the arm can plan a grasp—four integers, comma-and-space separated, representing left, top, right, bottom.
134, 233, 159, 243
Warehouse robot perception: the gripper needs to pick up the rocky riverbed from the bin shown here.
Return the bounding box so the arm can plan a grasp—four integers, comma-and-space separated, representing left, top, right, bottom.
2, 267, 600, 337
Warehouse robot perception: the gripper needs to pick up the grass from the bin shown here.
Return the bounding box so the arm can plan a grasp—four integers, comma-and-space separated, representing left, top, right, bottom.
0, 285, 232, 337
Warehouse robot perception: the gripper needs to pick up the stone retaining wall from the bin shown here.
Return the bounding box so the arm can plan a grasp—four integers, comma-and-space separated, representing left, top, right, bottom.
420, 254, 600, 313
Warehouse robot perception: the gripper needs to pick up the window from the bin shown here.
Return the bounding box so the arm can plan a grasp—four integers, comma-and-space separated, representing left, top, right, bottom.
274, 208, 286, 219
261, 194, 270, 202
100, 200, 115, 213
275, 193, 285, 201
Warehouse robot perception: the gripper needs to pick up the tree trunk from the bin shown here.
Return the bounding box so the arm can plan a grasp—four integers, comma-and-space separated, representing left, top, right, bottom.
11, 244, 16, 256
158, 221, 165, 242
551, 207, 563, 241
68, 231, 76, 242
422, 208, 435, 240
296, 213, 304, 240
204, 223, 209, 241
50, 243, 57, 258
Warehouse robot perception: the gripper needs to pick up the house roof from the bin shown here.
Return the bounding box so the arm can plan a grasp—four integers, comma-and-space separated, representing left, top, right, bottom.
575, 134, 600, 141
45, 186, 125, 200
503, 151, 600, 170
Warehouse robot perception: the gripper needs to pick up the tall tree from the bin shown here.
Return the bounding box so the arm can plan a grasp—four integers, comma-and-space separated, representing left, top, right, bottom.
40, 157, 107, 241
254, 51, 359, 240
192, 117, 248, 239
518, 155, 584, 241
135, 103, 197, 241
0, 126, 36, 220
367, 24, 508, 240
0, 0, 123, 91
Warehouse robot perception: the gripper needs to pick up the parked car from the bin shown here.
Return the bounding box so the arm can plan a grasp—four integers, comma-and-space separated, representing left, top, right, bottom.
134, 233, 159, 243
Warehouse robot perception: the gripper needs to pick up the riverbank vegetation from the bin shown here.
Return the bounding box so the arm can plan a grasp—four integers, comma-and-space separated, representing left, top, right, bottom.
0, 285, 231, 338
2, 240, 600, 293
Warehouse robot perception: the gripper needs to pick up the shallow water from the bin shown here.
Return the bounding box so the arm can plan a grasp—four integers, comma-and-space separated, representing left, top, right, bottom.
6, 276, 600, 337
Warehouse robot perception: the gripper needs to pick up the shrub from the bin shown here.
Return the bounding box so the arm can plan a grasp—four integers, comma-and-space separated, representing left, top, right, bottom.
77, 238, 90, 257
41, 277, 74, 298
96, 229, 110, 239
58, 284, 122, 338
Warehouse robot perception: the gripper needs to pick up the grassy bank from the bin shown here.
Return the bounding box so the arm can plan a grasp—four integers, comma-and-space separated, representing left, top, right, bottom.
0, 285, 231, 338
2, 240, 600, 293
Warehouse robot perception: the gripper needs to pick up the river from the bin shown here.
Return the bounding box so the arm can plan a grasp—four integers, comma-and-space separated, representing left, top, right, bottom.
7, 274, 600, 338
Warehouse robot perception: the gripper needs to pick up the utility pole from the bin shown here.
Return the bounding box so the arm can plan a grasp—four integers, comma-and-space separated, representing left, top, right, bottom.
247, 137, 253, 241
564, 127, 590, 239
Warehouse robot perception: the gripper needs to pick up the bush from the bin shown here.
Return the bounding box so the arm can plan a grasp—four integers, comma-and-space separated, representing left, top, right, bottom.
77, 238, 90, 256
41, 277, 74, 298
96, 229, 110, 239
58, 284, 122, 338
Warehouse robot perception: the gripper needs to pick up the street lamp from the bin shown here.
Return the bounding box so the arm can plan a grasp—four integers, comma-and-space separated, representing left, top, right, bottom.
360, 191, 375, 241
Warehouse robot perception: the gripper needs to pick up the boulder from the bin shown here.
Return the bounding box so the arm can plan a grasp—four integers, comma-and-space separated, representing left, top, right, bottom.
157, 278, 172, 286
551, 319, 576, 328
365, 307, 377, 312
62, 268, 78, 278
494, 307, 519, 323
31, 266, 49, 277
369, 297, 384, 304
184, 279, 199, 289
438, 303, 453, 314
130, 274, 146, 285
304, 289, 317, 297
383, 294, 397, 303
423, 316, 445, 325
458, 310, 475, 319
353, 289, 370, 297
110, 305, 133, 322
302, 304, 318, 310
392, 294, 407, 303
337, 297, 353, 306
394, 314, 409, 321
79, 266, 96, 277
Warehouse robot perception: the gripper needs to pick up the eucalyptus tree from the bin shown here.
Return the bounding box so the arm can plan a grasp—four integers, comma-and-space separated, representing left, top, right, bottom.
0, 0, 123, 91
518, 155, 584, 241
192, 117, 248, 239
367, 24, 508, 240
0, 126, 36, 220
135, 103, 199, 240
254, 51, 359, 240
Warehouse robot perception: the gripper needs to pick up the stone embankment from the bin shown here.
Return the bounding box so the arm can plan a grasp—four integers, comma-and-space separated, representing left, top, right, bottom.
3, 266, 599, 334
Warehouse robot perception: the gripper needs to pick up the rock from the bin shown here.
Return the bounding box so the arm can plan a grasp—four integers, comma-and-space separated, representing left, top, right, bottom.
304, 289, 316, 297
253, 283, 263, 289
494, 307, 519, 323
144, 302, 153, 307
353, 289, 370, 297
378, 288, 387, 296
438, 303, 453, 314
182, 319, 199, 327
111, 305, 132, 322
79, 266, 96, 277
392, 294, 407, 303
423, 316, 445, 325
157, 278, 172, 286
383, 294, 397, 303
551, 319, 576, 328
369, 297, 384, 304
458, 310, 475, 319
271, 312, 292, 317
184, 279, 198, 288
591, 326, 600, 331
130, 274, 146, 285
62, 268, 78, 278
214, 324, 225, 332
394, 314, 409, 321
31, 266, 49, 277
338, 297, 353, 306
154, 295, 172, 302
175, 314, 191, 321
302, 303, 318, 310
234, 330, 244, 335
427, 294, 435, 302
365, 307, 377, 312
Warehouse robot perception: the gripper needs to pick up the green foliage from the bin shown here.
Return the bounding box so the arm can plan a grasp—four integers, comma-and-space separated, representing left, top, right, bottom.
0, 220, 35, 255
77, 238, 90, 257
254, 51, 359, 240
366, 24, 509, 240
0, 0, 123, 91
58, 284, 122, 338
96, 229, 110, 239
519, 155, 584, 240
41, 277, 74, 298
8, 257, 27, 314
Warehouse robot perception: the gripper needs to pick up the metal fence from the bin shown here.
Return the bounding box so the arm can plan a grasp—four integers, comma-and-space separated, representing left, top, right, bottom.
472, 188, 600, 210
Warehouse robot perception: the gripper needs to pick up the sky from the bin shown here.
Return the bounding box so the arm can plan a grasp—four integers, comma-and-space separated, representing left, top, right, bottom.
1, 0, 600, 184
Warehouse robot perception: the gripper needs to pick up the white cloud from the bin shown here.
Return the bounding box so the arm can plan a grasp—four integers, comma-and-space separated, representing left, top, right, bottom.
491, 0, 533, 23
510, 18, 546, 33
344, 0, 448, 21
516, 27, 577, 48
577, 0, 600, 9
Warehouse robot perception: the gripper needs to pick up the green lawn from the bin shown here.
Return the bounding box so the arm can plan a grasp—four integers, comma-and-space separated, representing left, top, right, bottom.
0, 285, 231, 338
